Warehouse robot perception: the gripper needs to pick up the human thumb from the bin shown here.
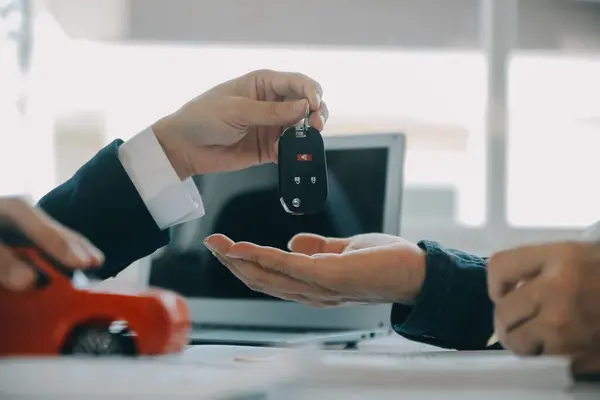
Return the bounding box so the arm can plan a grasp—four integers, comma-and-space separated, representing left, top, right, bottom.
238, 98, 308, 127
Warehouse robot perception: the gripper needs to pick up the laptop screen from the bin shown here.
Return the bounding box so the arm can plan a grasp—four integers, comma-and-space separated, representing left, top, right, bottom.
149, 147, 389, 300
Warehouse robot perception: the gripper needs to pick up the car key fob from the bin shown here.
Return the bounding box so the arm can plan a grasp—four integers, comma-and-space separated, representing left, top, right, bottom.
278, 119, 328, 215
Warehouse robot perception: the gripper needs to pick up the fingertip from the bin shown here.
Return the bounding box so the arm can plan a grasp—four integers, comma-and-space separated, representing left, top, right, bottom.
205, 233, 228, 242
90, 257, 104, 268
288, 233, 323, 254
65, 242, 91, 266
205, 234, 235, 253
287, 234, 301, 249
312, 92, 322, 111
205, 233, 218, 241
92, 253, 105, 267
85, 244, 105, 267
286, 237, 299, 251
309, 113, 324, 131
203, 237, 215, 252
288, 233, 306, 247
295, 233, 324, 240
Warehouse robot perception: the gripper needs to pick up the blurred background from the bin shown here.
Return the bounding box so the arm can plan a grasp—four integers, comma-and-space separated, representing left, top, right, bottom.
1, 0, 599, 255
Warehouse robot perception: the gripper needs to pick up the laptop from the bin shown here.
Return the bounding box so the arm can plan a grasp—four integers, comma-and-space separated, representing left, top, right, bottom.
148, 133, 406, 346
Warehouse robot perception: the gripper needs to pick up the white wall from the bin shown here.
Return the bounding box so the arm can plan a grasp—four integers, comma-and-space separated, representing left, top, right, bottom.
44, 0, 129, 40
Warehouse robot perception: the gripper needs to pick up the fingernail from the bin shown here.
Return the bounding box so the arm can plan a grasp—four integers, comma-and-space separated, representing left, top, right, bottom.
204, 239, 214, 252
320, 113, 326, 128
9, 265, 35, 289
287, 239, 293, 251
316, 93, 322, 108
93, 250, 105, 264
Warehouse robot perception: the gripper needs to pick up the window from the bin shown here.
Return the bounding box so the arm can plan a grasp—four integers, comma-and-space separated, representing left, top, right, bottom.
507, 0, 600, 228
508, 53, 600, 227
0, 0, 28, 196
0, 1, 65, 200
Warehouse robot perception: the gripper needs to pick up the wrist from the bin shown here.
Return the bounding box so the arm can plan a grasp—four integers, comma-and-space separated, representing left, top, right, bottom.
152, 116, 194, 181
401, 248, 426, 305
382, 243, 427, 306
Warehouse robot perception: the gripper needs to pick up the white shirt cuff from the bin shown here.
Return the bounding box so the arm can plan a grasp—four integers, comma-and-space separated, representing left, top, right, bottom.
118, 127, 205, 230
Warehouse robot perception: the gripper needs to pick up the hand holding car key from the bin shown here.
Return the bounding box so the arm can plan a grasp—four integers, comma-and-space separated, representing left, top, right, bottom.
278, 104, 328, 215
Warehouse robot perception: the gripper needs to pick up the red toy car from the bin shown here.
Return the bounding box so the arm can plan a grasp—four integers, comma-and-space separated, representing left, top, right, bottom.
0, 227, 191, 357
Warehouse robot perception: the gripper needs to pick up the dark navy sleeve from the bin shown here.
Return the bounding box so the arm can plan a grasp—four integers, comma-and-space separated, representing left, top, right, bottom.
37, 140, 170, 279
391, 240, 500, 350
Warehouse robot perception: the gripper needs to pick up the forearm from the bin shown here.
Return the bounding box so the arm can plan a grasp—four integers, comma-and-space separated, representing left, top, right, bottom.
38, 125, 206, 278
37, 140, 170, 279
391, 240, 496, 350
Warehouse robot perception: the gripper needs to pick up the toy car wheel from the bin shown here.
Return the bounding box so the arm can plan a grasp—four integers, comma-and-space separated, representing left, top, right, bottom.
65, 326, 135, 356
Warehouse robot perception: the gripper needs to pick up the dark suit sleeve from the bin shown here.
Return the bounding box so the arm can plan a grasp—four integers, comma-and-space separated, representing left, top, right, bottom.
37, 140, 170, 279
391, 240, 501, 350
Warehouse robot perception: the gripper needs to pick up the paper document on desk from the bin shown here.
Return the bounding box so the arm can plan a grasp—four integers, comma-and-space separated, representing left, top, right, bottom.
290, 350, 573, 391
0, 355, 295, 398
173, 345, 572, 391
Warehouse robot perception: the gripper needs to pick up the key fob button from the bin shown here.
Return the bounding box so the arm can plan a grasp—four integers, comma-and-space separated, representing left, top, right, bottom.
292, 198, 301, 208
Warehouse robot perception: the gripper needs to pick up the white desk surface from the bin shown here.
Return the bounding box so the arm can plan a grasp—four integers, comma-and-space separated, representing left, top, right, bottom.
357, 333, 452, 353
0, 334, 599, 399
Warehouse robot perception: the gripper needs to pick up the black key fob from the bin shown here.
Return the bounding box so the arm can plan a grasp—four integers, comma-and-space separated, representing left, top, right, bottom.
278, 122, 328, 215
